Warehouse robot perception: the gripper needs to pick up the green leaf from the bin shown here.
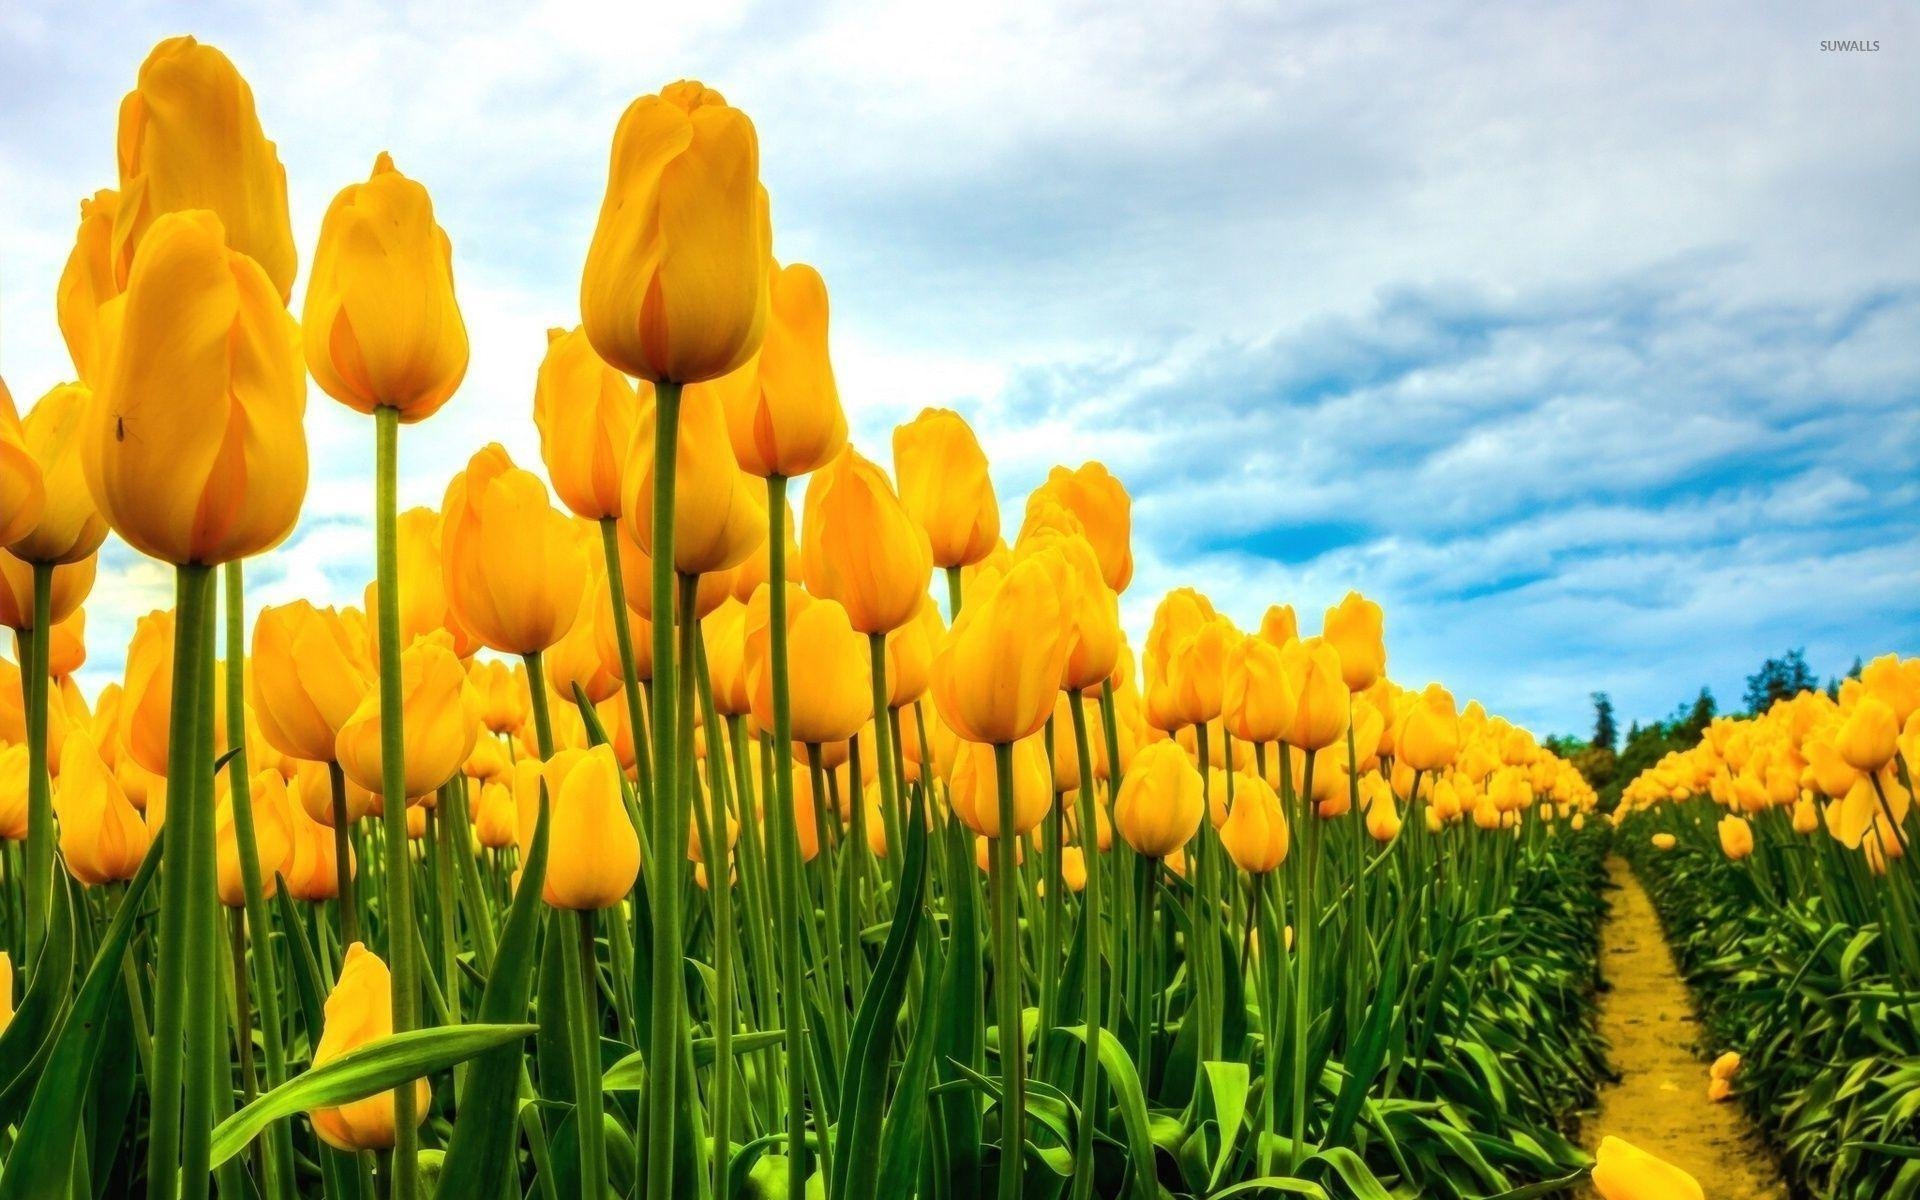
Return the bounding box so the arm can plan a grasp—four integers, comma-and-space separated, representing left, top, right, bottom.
1055, 1024, 1157, 1200
601, 1029, 788, 1090
0, 872, 76, 1127
0, 831, 162, 1199
1472, 1170, 1591, 1199
212, 1022, 537, 1168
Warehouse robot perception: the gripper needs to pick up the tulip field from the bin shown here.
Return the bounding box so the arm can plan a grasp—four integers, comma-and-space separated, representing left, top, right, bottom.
0, 32, 1914, 1200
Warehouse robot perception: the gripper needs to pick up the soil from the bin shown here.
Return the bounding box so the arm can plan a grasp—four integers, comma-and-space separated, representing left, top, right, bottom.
1581, 858, 1791, 1199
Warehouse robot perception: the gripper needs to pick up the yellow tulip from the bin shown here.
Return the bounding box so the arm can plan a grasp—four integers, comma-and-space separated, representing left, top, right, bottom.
84, 210, 307, 566
11, 383, 108, 565
883, 600, 941, 709
118, 610, 174, 777
0, 377, 42, 551
1835, 696, 1898, 773
931, 550, 1070, 745
892, 408, 999, 568
250, 602, 375, 764
113, 36, 295, 300
45, 612, 86, 679
580, 81, 769, 384
1710, 1051, 1741, 1080
470, 660, 530, 737
1222, 636, 1295, 745
1717, 813, 1754, 860
0, 552, 94, 632
0, 745, 26, 841
1023, 528, 1119, 694
624, 385, 765, 577
442, 445, 590, 654
473, 779, 517, 851
1395, 684, 1461, 772
215, 770, 295, 906
616, 528, 734, 622
1589, 1136, 1702, 1200
1029, 463, 1133, 593
702, 599, 752, 716
1322, 591, 1385, 692
1651, 832, 1677, 850
304, 153, 468, 421
534, 326, 639, 521
1279, 638, 1350, 752
308, 943, 429, 1150
1219, 771, 1289, 873
949, 738, 1051, 839
57, 191, 122, 388
283, 791, 354, 902
541, 745, 641, 910
335, 635, 481, 802
801, 448, 932, 635
744, 585, 871, 745
1258, 604, 1298, 647
56, 732, 149, 886
1115, 741, 1204, 858
545, 563, 624, 705
712, 262, 846, 477
1143, 588, 1216, 732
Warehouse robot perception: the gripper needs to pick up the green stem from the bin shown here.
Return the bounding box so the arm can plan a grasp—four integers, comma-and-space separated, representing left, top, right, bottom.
1066, 694, 1104, 1200
1290, 751, 1318, 1171
564, 909, 609, 1199
643, 381, 685, 1200
693, 639, 736, 1199
944, 565, 964, 622
373, 405, 420, 1196
991, 741, 1025, 1200
599, 516, 652, 816
327, 762, 359, 946
766, 474, 811, 1196
21, 561, 51, 951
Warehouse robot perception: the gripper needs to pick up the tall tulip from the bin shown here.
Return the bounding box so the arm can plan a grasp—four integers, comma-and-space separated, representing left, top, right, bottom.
1031, 463, 1134, 594
55, 732, 150, 886
442, 446, 589, 656
0, 378, 42, 551
307, 945, 430, 1150
893, 407, 999, 571
57, 191, 122, 388
1322, 591, 1386, 692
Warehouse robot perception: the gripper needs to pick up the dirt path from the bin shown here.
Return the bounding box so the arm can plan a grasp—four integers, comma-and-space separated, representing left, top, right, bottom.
1582, 858, 1790, 1199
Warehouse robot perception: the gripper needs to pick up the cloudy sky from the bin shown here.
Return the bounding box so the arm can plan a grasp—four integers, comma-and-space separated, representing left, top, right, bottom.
3, 0, 1916, 737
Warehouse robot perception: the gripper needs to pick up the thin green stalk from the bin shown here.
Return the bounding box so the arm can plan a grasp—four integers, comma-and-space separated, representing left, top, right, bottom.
944, 565, 964, 622
564, 909, 609, 1199
991, 740, 1026, 1200
1289, 750, 1318, 1172
599, 516, 652, 815
183, 563, 221, 1200
327, 763, 359, 945
21, 562, 51, 951
373, 405, 421, 1196
643, 380, 686, 1200
693, 637, 736, 1199
766, 474, 810, 1197
1066, 694, 1104, 1200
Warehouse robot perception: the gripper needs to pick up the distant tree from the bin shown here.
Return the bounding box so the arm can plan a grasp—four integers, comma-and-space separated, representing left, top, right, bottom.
1827, 656, 1865, 698
1590, 692, 1618, 751
1744, 649, 1817, 714
1674, 688, 1717, 743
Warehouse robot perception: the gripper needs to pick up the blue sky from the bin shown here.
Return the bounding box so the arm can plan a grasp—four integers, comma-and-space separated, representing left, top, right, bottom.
3, 0, 1916, 737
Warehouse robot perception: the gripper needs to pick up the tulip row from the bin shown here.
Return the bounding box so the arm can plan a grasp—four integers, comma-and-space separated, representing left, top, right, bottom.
1615, 655, 1920, 1195
0, 34, 1626, 1200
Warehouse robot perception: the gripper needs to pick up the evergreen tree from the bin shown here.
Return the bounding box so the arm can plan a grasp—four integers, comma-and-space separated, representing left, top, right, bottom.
1590, 692, 1618, 751
1744, 649, 1817, 714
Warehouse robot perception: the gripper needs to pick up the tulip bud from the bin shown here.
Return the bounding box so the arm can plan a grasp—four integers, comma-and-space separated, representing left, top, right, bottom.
0, 552, 94, 632
1059, 846, 1089, 893
1322, 591, 1385, 692
442, 445, 590, 655
1023, 528, 1119, 693
534, 326, 639, 521
1257, 604, 1298, 647
949, 738, 1050, 839
892, 408, 1000, 568
1219, 772, 1289, 874
1716, 813, 1753, 861
931, 549, 1071, 745
883, 600, 940, 709
1589, 1136, 1703, 1200
1114, 741, 1204, 858
1029, 463, 1132, 594
581, 82, 770, 384
308, 943, 430, 1149
542, 746, 641, 910
1710, 1051, 1741, 1081
11, 383, 109, 565
336, 635, 481, 802
1651, 833, 1677, 850
118, 610, 175, 777
215, 771, 295, 906
1143, 588, 1216, 732
56, 732, 149, 886
1791, 796, 1819, 835
57, 192, 122, 389
713, 262, 846, 477
1222, 636, 1295, 746
801, 448, 932, 635
470, 660, 530, 737
250, 602, 374, 764
625, 386, 765, 577
1835, 696, 1898, 773
473, 780, 516, 850
84, 210, 307, 566
114, 37, 295, 300
545, 564, 623, 705
743, 585, 870, 745
0, 379, 42, 551
1395, 684, 1461, 772
1278, 638, 1350, 751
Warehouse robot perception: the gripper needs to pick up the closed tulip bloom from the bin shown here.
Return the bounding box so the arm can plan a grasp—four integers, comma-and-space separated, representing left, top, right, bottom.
1279, 638, 1349, 751
85, 210, 307, 566
625, 386, 765, 576
336, 635, 480, 801
546, 564, 623, 705
251, 602, 374, 764
1832, 772, 1910, 850
469, 660, 530, 737
13, 383, 109, 564
702, 599, 752, 716
57, 192, 122, 388
1223, 636, 1295, 745
534, 326, 639, 521
542, 745, 641, 909
1861, 654, 1920, 726
215, 770, 295, 906
581, 81, 769, 384
1171, 615, 1238, 727
56, 732, 149, 886
1710, 1051, 1742, 1081
1589, 1136, 1702, 1200
366, 508, 481, 660
45, 612, 86, 680
1059, 846, 1089, 893
308, 943, 430, 1150
1396, 684, 1461, 772
1220, 772, 1289, 874
1115, 740, 1205, 858
1364, 793, 1402, 843
0, 552, 94, 632
0, 746, 27, 840
1835, 696, 1898, 773
616, 529, 734, 622
1322, 591, 1385, 692
1143, 588, 1217, 732
949, 737, 1051, 839
893, 408, 999, 567
0, 378, 43, 550
284, 795, 353, 901
118, 610, 174, 777
744, 584, 871, 745
1031, 463, 1133, 593
443, 445, 590, 654
712, 262, 845, 477
884, 600, 940, 708
801, 448, 932, 635
113, 37, 295, 300
1651, 832, 1677, 850
1258, 604, 1298, 647
1717, 813, 1754, 861
1791, 795, 1819, 834
1025, 528, 1119, 693
304, 153, 468, 420
473, 780, 516, 850
931, 550, 1071, 745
